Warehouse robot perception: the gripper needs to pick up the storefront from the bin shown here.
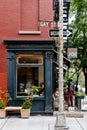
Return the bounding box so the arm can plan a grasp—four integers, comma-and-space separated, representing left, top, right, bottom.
4, 39, 55, 115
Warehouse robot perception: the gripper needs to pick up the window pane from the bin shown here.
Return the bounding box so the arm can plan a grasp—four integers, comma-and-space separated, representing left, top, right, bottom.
16, 54, 44, 97
17, 54, 43, 65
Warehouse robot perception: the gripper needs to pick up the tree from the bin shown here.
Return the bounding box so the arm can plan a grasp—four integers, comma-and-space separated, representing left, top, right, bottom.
68, 0, 87, 93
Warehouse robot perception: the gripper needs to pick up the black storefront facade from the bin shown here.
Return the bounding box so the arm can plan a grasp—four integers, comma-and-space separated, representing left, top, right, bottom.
4, 39, 56, 115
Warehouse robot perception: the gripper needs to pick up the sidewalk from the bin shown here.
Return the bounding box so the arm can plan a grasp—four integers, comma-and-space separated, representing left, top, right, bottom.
0, 112, 87, 130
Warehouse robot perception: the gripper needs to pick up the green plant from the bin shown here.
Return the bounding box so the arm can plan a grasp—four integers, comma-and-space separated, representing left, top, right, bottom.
22, 86, 39, 109
74, 91, 86, 97
0, 98, 5, 109
30, 86, 40, 94
22, 97, 32, 109
0, 89, 12, 109
0, 89, 7, 109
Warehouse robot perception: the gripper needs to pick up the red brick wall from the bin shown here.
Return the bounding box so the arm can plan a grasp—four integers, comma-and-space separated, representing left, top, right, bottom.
0, 44, 7, 92
21, 0, 39, 31
0, 0, 53, 91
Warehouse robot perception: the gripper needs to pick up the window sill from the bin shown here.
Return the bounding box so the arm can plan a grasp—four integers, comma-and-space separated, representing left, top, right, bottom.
18, 30, 41, 35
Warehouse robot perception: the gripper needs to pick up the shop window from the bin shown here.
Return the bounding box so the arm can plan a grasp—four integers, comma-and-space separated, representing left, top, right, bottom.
16, 54, 44, 97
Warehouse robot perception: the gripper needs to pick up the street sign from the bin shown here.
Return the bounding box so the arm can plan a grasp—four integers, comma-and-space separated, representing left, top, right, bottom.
39, 20, 59, 28
49, 29, 72, 37
63, 17, 68, 22
63, 29, 72, 37
49, 30, 59, 37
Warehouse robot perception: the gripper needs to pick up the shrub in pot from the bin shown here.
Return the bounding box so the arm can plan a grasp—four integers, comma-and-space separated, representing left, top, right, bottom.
0, 98, 6, 118
0, 89, 7, 118
0, 89, 12, 118
74, 91, 86, 109
21, 97, 32, 118
21, 86, 39, 118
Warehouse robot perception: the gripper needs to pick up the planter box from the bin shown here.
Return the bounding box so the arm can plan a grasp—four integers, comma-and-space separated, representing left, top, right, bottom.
0, 109, 6, 118
75, 96, 84, 110
21, 109, 30, 118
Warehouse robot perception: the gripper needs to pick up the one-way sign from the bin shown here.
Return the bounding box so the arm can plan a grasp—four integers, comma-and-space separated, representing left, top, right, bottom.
49, 30, 59, 37
63, 29, 72, 37
49, 29, 72, 37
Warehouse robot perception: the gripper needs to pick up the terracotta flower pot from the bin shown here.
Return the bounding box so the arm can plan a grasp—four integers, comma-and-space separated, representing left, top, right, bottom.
0, 109, 6, 118
21, 109, 30, 118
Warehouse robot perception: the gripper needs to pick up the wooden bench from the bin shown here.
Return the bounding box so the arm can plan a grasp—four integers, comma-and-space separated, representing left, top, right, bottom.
5, 106, 22, 116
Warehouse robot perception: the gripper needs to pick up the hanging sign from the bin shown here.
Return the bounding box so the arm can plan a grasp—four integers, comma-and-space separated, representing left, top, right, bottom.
67, 48, 77, 58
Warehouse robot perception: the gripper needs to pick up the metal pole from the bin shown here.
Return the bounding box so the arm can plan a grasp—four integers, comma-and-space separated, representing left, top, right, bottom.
58, 0, 64, 112
55, 0, 69, 129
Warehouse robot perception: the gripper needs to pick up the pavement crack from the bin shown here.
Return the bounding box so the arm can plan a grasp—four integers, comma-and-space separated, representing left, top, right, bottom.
0, 117, 9, 130
75, 118, 84, 130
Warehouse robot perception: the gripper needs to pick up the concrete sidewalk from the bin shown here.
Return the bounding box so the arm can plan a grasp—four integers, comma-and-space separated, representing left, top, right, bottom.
0, 112, 87, 130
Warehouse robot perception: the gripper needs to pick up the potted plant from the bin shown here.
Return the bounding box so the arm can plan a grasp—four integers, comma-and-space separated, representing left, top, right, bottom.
74, 91, 86, 97
21, 86, 39, 118
0, 98, 6, 118
21, 96, 32, 118
74, 90, 86, 110
0, 89, 12, 118
0, 89, 7, 118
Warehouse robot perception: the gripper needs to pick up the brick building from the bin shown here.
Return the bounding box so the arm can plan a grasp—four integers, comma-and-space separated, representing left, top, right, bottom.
0, 0, 70, 114
0, 0, 56, 114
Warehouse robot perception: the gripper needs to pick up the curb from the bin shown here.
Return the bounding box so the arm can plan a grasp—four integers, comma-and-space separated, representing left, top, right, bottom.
53, 111, 84, 118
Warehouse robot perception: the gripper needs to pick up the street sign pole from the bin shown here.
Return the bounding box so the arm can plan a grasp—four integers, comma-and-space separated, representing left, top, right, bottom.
58, 0, 64, 113
55, 0, 69, 129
